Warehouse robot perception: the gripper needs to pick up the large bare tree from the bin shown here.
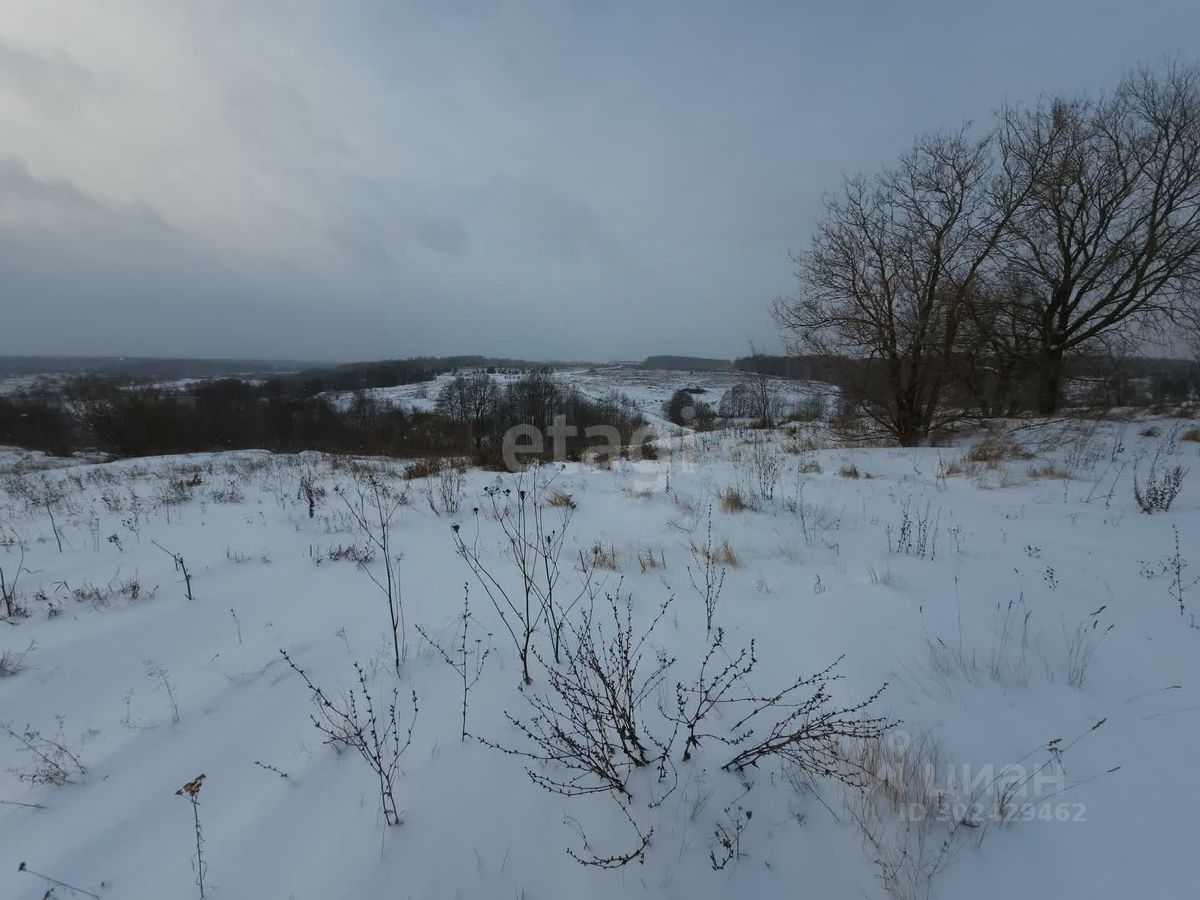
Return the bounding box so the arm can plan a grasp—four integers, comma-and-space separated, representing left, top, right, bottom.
774, 128, 1023, 445
996, 61, 1200, 413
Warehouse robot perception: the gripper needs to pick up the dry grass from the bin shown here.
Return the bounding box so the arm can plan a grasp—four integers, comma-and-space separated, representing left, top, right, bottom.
621, 484, 656, 500
1181, 426, 1200, 443
403, 457, 443, 480
637, 548, 667, 573
718, 487, 753, 512
965, 434, 1032, 463
939, 456, 984, 478
585, 542, 620, 571
690, 536, 741, 568
1027, 463, 1070, 480
867, 564, 902, 588
545, 490, 575, 508
838, 464, 862, 479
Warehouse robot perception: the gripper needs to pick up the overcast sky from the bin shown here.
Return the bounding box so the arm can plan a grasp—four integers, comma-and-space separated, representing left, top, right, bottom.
0, 1, 1197, 363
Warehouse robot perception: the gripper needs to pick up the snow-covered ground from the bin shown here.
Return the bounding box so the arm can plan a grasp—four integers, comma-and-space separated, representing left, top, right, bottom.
1, 417, 1197, 899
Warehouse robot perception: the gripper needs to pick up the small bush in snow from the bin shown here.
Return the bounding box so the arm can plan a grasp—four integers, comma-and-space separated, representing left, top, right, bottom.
280, 651, 417, 827
1133, 462, 1187, 513
3, 720, 87, 785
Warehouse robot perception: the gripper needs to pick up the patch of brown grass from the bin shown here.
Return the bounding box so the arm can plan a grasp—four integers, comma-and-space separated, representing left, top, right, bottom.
1027, 463, 1070, 480
1181, 426, 1200, 443
545, 490, 575, 508
966, 435, 1032, 463
691, 536, 741, 568
838, 464, 862, 479
403, 457, 443, 480
718, 487, 752, 512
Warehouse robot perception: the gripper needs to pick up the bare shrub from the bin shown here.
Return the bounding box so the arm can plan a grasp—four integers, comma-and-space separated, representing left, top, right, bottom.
3, 720, 87, 785
415, 584, 492, 742
423, 459, 466, 515
146, 660, 181, 724
721, 657, 889, 779
1, 540, 28, 619
688, 508, 727, 635
280, 651, 417, 827
838, 463, 862, 479
1139, 525, 1199, 616
454, 472, 595, 683
709, 802, 752, 870
0, 646, 29, 676
1133, 462, 1187, 513
484, 588, 675, 798
784, 483, 842, 545
750, 446, 784, 502
665, 628, 755, 761
887, 500, 940, 560
336, 473, 408, 673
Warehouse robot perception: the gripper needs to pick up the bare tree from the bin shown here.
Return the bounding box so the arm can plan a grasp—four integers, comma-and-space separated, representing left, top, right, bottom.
995, 60, 1200, 413
436, 373, 499, 457
775, 127, 1023, 444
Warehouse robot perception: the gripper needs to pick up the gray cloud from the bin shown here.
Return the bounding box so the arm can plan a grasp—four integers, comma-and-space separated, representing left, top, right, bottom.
0, 1, 1197, 362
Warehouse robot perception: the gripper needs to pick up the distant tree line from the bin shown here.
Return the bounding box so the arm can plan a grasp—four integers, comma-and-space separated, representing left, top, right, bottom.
434, 370, 648, 462
774, 60, 1200, 445
0, 369, 648, 465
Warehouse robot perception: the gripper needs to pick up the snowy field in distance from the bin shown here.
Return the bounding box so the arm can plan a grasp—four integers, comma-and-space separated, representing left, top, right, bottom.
321, 364, 840, 429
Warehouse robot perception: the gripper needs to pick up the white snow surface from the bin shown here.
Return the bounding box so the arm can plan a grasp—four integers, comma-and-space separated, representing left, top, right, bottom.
0, 418, 1197, 899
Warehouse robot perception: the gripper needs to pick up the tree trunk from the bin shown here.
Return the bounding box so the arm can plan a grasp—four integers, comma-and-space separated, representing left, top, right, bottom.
1035, 349, 1063, 415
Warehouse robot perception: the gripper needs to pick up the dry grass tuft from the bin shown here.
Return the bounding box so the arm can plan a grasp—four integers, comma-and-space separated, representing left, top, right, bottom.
838, 463, 862, 479
690, 536, 741, 568
965, 435, 1032, 463
718, 487, 753, 512
1180, 426, 1200, 443
637, 548, 667, 573
1027, 463, 1070, 480
585, 542, 620, 571
545, 490, 575, 508
403, 457, 443, 480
